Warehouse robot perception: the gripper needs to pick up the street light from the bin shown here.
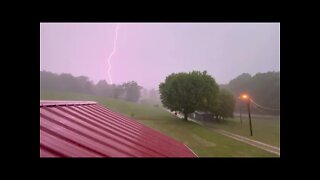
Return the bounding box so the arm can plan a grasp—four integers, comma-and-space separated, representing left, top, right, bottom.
240, 93, 253, 136
241, 94, 248, 100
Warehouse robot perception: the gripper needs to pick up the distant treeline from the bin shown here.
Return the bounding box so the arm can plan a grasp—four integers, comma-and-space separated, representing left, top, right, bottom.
40, 70, 280, 115
40, 71, 160, 103
221, 71, 280, 115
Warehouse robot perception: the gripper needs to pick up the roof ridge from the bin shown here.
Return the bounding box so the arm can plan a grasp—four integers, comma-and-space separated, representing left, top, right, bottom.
40, 100, 97, 107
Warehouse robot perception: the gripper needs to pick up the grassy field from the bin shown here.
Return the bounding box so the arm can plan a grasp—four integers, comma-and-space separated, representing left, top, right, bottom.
201, 116, 280, 147
40, 90, 278, 157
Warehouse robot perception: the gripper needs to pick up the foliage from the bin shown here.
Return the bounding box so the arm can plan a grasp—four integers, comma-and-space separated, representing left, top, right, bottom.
223, 71, 280, 115
215, 88, 235, 119
122, 81, 142, 102
159, 71, 219, 120
40, 70, 143, 103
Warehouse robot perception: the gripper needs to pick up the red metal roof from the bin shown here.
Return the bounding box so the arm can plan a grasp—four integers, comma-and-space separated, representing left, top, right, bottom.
40, 100, 197, 158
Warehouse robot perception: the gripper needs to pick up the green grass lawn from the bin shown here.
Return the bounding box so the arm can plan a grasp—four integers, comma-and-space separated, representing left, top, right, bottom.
40, 90, 278, 157
201, 116, 280, 147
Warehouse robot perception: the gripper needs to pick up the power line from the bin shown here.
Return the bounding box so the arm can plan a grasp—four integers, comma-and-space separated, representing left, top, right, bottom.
250, 99, 280, 111
251, 103, 266, 113
251, 100, 279, 111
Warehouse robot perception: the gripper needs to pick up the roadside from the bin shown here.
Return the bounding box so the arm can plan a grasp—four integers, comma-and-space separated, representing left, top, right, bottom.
166, 109, 280, 156
215, 129, 280, 156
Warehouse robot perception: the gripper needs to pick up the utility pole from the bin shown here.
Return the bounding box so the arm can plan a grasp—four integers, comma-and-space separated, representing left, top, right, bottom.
239, 103, 242, 127
240, 94, 253, 136
247, 99, 253, 136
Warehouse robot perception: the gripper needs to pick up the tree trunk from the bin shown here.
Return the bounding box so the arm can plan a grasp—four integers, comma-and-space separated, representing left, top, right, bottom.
184, 113, 188, 121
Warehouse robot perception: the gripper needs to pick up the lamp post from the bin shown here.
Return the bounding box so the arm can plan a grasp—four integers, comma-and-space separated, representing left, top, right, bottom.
240, 94, 253, 136
247, 99, 253, 136
238, 99, 242, 127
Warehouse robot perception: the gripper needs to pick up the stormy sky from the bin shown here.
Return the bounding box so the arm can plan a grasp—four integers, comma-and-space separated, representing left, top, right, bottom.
40, 23, 280, 89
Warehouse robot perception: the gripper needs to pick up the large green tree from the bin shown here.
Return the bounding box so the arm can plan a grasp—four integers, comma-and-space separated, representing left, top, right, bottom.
214, 89, 235, 120
159, 71, 219, 120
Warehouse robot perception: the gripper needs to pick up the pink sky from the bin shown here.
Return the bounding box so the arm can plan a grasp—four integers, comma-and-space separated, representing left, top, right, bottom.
40, 23, 280, 89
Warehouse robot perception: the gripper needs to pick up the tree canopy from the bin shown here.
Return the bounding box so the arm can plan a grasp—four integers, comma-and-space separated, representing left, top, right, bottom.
214, 88, 235, 119
122, 81, 142, 102
222, 71, 280, 115
40, 70, 143, 103
159, 71, 220, 120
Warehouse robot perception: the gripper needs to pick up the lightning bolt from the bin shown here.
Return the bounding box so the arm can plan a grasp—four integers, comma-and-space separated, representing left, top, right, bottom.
107, 23, 120, 84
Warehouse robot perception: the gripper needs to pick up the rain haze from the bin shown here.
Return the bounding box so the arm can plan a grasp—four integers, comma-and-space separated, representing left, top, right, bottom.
40, 23, 280, 89
40, 22, 281, 157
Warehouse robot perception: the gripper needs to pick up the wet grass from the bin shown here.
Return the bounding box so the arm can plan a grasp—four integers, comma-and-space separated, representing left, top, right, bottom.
202, 116, 280, 147
40, 90, 278, 157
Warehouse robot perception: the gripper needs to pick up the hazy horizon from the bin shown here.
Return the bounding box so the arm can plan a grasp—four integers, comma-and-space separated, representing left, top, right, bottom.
40, 69, 279, 88
40, 23, 280, 89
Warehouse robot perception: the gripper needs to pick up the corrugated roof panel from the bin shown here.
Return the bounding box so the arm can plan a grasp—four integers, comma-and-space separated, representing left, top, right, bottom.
40, 100, 197, 157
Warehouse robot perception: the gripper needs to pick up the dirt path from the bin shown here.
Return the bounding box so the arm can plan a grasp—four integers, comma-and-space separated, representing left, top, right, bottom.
165, 109, 280, 156
215, 129, 280, 156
